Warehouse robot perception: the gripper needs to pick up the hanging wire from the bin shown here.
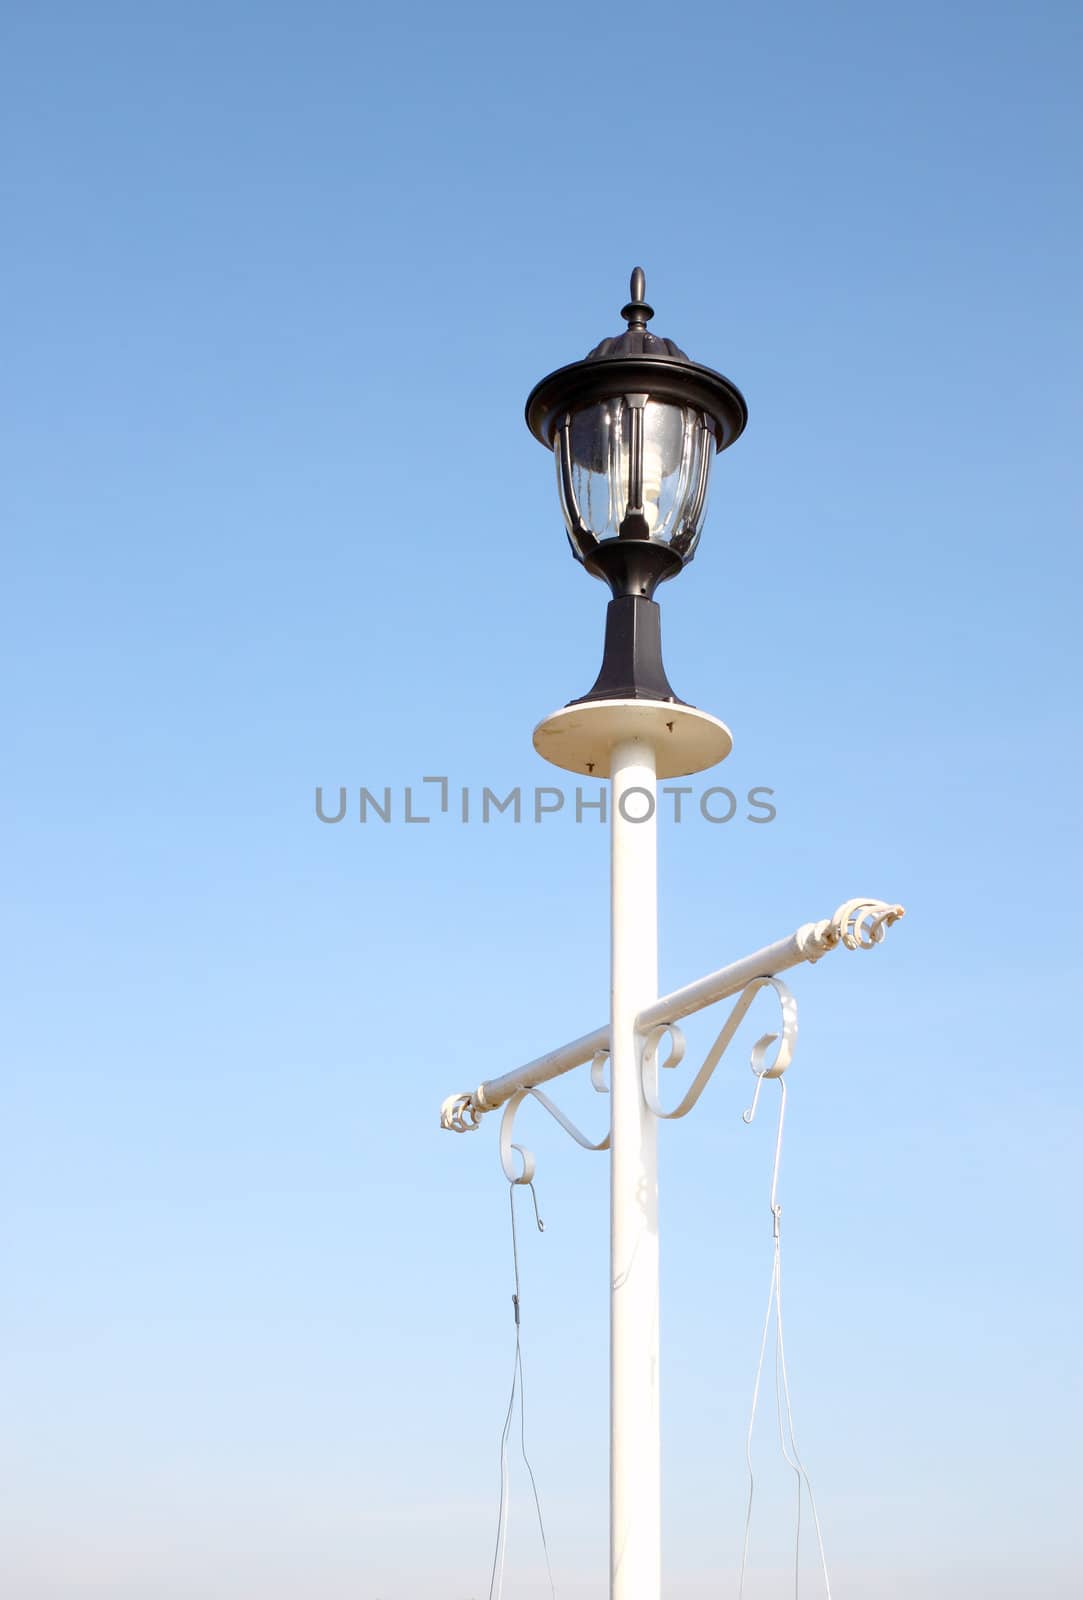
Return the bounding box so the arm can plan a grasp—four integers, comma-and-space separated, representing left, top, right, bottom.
738, 1074, 833, 1600
487, 1177, 557, 1600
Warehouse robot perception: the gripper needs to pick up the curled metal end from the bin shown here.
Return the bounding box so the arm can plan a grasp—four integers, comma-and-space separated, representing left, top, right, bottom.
796, 898, 906, 961
829, 898, 905, 951
440, 1092, 481, 1132
621, 266, 654, 329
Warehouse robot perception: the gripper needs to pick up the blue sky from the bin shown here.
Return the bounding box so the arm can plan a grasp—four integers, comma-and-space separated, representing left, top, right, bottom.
3, 3, 1081, 1596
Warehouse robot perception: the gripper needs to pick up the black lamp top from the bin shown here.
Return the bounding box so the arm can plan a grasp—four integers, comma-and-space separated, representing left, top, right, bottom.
583, 267, 693, 364
526, 268, 747, 453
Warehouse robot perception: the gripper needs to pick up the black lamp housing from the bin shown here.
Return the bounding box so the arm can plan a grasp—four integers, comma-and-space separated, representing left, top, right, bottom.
526, 268, 747, 705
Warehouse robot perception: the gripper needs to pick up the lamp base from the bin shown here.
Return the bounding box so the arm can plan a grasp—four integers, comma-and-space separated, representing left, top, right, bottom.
573, 594, 679, 706
533, 699, 732, 779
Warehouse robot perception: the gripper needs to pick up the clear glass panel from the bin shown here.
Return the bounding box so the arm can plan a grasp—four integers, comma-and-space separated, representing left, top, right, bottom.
670, 412, 713, 560
564, 400, 623, 539
554, 423, 584, 555
641, 401, 690, 540
555, 397, 714, 556
614, 401, 711, 546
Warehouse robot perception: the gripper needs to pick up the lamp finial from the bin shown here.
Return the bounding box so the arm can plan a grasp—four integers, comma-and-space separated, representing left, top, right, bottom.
621, 267, 654, 330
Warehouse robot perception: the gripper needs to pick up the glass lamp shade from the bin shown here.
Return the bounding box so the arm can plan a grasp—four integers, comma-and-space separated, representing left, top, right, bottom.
554, 396, 715, 570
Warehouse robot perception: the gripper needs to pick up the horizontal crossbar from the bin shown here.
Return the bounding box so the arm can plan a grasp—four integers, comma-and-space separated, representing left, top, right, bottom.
440, 897, 903, 1132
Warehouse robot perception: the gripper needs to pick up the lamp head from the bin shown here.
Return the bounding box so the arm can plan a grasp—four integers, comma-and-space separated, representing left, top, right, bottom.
525, 269, 747, 597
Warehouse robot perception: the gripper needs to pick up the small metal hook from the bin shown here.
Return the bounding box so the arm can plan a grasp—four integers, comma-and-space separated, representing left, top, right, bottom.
742, 1067, 767, 1125
526, 1180, 545, 1233
741, 1068, 788, 1238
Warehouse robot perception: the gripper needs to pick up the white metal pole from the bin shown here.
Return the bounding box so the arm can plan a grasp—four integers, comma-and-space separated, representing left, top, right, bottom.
609, 734, 660, 1600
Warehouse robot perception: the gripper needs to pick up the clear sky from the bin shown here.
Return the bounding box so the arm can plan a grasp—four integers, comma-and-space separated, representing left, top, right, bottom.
3, 3, 1081, 1597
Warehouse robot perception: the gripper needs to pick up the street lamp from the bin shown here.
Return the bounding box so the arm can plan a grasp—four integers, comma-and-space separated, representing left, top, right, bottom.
525, 267, 746, 706
441, 269, 904, 1600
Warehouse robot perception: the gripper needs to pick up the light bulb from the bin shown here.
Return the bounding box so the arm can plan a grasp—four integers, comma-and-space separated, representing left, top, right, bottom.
641, 436, 665, 534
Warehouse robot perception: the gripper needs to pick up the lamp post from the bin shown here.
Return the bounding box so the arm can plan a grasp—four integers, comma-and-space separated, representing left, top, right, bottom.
441, 270, 904, 1600
528, 267, 746, 1600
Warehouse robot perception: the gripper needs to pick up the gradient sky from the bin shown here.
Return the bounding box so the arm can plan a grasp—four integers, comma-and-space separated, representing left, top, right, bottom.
3, 3, 1081, 1597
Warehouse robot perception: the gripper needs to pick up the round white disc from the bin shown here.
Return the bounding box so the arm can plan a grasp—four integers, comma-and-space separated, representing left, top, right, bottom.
533, 699, 733, 779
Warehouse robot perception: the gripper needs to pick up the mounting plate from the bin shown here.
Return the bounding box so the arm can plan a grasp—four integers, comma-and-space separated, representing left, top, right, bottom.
533, 698, 732, 779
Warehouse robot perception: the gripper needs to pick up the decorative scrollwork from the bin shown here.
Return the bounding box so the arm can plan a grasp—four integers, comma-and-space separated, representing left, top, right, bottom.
833, 897, 905, 949
796, 897, 904, 961
440, 1092, 481, 1132
640, 976, 798, 1121
499, 1084, 610, 1184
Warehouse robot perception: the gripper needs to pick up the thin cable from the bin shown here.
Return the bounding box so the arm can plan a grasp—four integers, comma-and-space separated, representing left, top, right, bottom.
774, 1282, 803, 1597
738, 1252, 779, 1597
487, 1181, 556, 1600
739, 1076, 833, 1600
775, 1256, 832, 1599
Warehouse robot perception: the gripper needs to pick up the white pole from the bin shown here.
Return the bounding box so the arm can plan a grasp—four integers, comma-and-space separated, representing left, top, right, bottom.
609, 734, 660, 1600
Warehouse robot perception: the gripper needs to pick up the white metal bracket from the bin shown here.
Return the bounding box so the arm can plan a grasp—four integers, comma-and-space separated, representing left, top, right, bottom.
640, 975, 797, 1122
439, 897, 904, 1156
